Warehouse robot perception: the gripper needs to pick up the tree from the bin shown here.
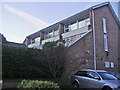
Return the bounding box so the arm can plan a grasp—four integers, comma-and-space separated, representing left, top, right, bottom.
43, 41, 66, 78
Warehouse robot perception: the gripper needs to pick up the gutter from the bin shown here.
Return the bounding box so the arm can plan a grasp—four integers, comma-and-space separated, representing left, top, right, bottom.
91, 9, 96, 70
92, 2, 109, 10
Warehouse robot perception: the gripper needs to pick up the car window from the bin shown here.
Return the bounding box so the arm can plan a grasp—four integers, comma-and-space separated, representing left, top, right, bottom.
98, 72, 118, 80
87, 71, 100, 79
75, 71, 87, 77
108, 72, 120, 79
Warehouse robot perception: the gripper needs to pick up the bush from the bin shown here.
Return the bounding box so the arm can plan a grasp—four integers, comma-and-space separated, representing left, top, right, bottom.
2, 44, 50, 78
17, 80, 60, 89
43, 41, 57, 49
2, 43, 66, 78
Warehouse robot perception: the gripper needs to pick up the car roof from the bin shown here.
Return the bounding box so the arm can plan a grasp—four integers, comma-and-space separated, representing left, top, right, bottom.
77, 69, 107, 73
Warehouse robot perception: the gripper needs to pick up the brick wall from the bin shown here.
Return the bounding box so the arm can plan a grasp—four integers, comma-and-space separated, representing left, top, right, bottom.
24, 38, 31, 46
40, 32, 44, 44
59, 23, 64, 39
61, 31, 94, 85
94, 5, 119, 72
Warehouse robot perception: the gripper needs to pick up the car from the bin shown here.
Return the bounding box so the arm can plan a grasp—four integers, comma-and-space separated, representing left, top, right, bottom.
0, 80, 2, 84
0, 80, 2, 89
71, 69, 120, 90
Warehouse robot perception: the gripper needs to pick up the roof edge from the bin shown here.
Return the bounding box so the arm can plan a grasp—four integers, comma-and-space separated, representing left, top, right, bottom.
91, 2, 109, 10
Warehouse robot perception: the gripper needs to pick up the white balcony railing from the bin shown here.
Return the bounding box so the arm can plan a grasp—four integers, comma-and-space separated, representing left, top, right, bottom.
67, 29, 92, 47
41, 35, 59, 45
28, 41, 40, 48
62, 26, 88, 39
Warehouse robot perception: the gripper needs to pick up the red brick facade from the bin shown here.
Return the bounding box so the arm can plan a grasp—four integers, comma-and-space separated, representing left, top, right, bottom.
24, 38, 31, 46
59, 23, 64, 39
94, 6, 119, 71
61, 5, 120, 85
40, 32, 44, 44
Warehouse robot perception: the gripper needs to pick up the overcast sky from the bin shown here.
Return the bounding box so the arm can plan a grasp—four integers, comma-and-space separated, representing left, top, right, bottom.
1, 1, 119, 43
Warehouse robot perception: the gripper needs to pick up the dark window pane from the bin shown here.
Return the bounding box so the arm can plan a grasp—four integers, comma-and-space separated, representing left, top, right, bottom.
75, 71, 87, 77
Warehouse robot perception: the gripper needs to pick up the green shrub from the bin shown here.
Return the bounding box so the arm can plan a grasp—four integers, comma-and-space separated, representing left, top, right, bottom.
2, 44, 51, 78
43, 41, 57, 49
17, 80, 60, 89
2, 42, 66, 78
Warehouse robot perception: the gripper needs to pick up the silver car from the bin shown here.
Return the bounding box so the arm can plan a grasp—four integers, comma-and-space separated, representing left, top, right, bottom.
71, 69, 120, 90
0, 80, 2, 89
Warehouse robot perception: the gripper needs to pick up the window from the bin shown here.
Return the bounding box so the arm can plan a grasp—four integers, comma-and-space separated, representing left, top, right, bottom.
103, 18, 107, 33
70, 22, 77, 31
105, 62, 110, 68
49, 32, 53, 38
68, 22, 77, 31
103, 18, 108, 52
75, 71, 87, 77
45, 30, 58, 39
86, 18, 90, 26
31, 39, 35, 44
87, 71, 99, 79
111, 62, 114, 68
68, 25, 71, 31
64, 25, 69, 32
54, 30, 59, 36
98, 72, 118, 80
35, 37, 40, 42
104, 34, 108, 51
79, 20, 86, 28
44, 33, 49, 39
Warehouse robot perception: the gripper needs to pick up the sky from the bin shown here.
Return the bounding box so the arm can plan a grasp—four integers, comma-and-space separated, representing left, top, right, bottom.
0, 1, 119, 43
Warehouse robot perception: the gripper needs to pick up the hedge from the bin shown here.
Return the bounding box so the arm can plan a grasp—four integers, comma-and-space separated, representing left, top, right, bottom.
2, 44, 50, 78
2, 43, 65, 78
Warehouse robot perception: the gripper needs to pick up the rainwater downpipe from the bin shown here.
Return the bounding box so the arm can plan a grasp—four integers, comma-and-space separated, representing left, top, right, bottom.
92, 9, 96, 70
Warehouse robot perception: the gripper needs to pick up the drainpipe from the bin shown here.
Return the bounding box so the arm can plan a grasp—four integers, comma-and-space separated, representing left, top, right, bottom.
92, 9, 96, 70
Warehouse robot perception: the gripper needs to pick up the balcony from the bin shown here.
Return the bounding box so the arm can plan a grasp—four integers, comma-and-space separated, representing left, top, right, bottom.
28, 41, 40, 48
28, 25, 90, 49
41, 35, 59, 45
62, 26, 89, 39
62, 26, 91, 47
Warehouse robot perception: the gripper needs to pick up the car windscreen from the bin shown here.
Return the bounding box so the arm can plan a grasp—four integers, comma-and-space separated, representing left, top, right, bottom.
98, 72, 118, 80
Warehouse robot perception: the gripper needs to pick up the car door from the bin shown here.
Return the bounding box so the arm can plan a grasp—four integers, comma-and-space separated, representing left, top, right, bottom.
75, 71, 90, 88
87, 71, 104, 88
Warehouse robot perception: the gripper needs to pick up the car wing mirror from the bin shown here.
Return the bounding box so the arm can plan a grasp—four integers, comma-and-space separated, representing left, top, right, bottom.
94, 77, 100, 80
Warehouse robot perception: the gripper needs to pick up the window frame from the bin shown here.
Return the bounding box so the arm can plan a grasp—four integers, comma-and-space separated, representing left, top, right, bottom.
53, 29, 59, 36
103, 18, 108, 52
105, 62, 110, 68
74, 71, 87, 77
87, 71, 100, 80
70, 22, 77, 31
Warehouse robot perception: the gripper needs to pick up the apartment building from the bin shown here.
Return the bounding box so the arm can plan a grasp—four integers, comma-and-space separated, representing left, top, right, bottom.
23, 6, 92, 49
24, 2, 120, 82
